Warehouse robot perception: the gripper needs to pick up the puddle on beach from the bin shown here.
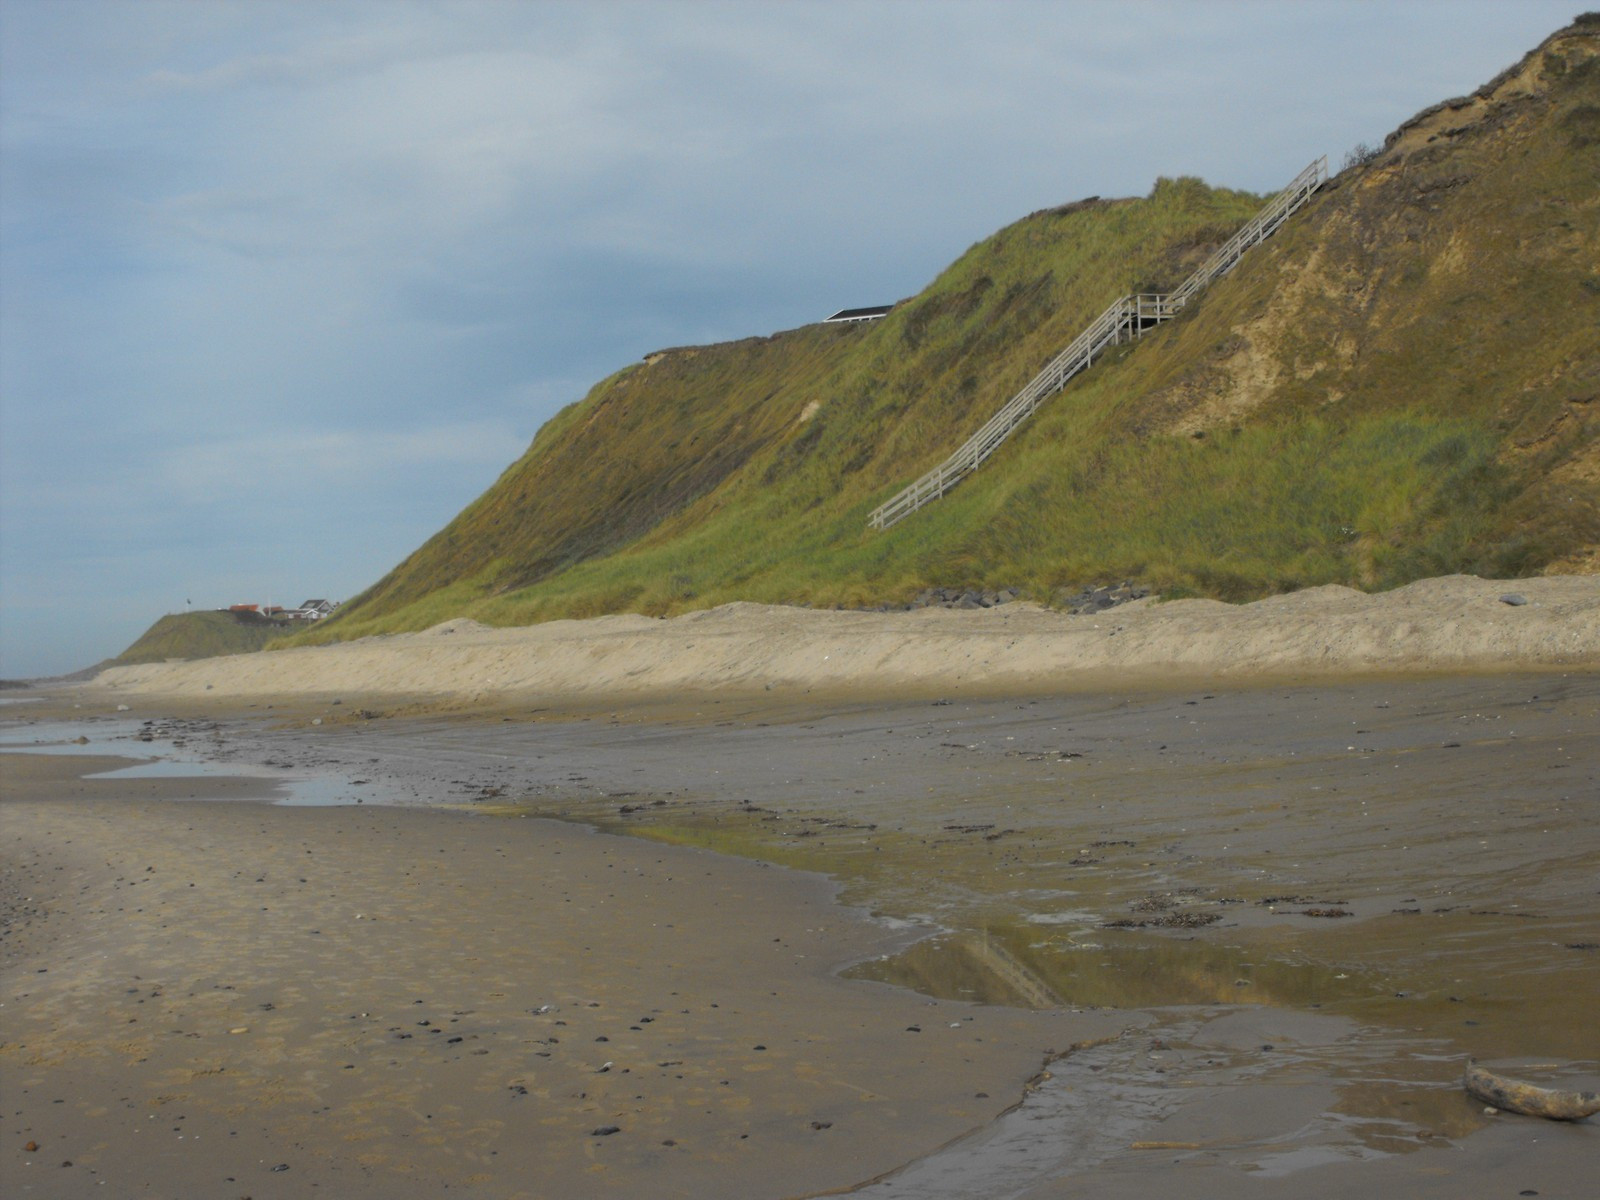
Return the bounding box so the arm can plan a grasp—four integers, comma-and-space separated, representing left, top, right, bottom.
515, 794, 1598, 1038
0, 717, 148, 753
510, 785, 1599, 1168
841, 923, 1373, 1011
1, 718, 379, 807
841, 1012, 1505, 1198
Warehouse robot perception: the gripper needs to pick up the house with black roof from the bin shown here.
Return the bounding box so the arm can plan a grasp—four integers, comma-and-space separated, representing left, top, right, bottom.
823, 305, 893, 324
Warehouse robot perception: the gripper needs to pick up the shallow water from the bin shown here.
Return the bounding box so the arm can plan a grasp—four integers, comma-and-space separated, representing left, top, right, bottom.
0, 715, 385, 806
0, 716, 147, 750
845, 1009, 1487, 1197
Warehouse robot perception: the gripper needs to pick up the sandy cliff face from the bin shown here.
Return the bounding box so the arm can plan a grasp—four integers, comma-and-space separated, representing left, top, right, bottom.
1145, 21, 1600, 445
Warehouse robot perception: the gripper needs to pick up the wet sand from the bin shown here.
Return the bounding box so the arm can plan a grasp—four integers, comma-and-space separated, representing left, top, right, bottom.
4, 665, 1596, 1197
2, 753, 1130, 1199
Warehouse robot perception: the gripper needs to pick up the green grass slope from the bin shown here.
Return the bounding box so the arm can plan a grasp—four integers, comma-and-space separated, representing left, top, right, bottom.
304, 17, 1599, 644
114, 610, 290, 665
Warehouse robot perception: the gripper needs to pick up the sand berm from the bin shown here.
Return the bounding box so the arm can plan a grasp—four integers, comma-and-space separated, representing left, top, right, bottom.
93, 575, 1600, 705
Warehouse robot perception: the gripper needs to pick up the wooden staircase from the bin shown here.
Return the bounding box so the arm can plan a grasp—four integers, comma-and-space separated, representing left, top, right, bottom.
958, 930, 1065, 1010
867, 157, 1329, 531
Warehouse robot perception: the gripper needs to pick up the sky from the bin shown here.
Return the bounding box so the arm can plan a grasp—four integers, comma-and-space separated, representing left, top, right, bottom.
0, 0, 1582, 678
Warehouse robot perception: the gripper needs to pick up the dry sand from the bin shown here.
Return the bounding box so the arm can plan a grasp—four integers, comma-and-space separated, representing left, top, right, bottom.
86, 575, 1600, 709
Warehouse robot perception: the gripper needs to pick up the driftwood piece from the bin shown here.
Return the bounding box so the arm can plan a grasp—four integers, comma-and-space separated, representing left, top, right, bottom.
1464, 1061, 1600, 1122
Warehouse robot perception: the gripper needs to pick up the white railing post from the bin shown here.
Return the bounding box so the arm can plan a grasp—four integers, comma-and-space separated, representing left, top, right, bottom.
864, 159, 1324, 530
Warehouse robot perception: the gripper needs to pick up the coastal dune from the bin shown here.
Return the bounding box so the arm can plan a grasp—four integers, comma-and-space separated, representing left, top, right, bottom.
93, 575, 1599, 704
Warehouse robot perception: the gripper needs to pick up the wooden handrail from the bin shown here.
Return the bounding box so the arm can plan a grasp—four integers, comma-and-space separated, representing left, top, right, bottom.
867, 158, 1327, 530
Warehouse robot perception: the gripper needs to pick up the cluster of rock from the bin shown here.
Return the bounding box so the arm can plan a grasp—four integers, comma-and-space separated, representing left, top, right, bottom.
906, 586, 1024, 610
1052, 581, 1150, 615
850, 581, 1152, 614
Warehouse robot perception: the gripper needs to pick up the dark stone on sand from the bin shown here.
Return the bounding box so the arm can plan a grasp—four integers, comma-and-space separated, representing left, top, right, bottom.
904, 585, 1023, 611
1054, 580, 1151, 615
592, 1125, 621, 1136
1500, 593, 1528, 606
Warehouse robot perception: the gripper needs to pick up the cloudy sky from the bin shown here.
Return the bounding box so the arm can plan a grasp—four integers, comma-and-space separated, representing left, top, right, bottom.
0, 0, 1579, 678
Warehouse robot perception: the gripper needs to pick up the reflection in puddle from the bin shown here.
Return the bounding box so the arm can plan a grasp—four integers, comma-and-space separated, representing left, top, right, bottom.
548, 793, 1597, 1179
89, 759, 227, 780
845, 923, 1373, 1011
272, 776, 377, 807
82, 758, 372, 806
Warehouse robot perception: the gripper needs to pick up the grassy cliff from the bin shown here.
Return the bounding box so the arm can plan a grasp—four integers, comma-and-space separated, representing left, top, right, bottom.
114, 610, 291, 665
303, 17, 1599, 644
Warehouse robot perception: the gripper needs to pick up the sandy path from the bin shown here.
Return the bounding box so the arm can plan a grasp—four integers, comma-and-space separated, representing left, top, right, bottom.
86, 575, 1599, 708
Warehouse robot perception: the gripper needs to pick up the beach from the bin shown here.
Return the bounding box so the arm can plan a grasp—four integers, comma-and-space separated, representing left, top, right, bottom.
3, 574, 1598, 1197
5, 757, 1137, 1199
